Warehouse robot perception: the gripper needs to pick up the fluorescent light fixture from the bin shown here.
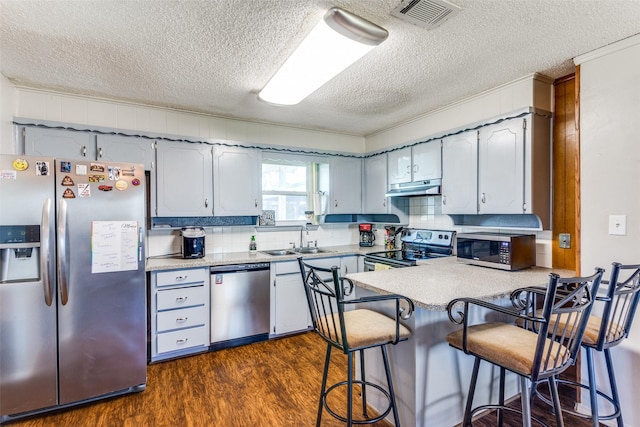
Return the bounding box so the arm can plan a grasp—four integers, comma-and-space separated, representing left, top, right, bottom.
258, 8, 388, 105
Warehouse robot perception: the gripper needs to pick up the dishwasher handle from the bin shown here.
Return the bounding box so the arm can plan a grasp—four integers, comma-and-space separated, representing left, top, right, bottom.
210, 263, 270, 274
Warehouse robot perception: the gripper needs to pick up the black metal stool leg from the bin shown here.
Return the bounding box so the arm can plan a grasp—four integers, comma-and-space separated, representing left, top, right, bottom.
586, 347, 599, 427
498, 367, 505, 427
549, 375, 565, 427
381, 345, 401, 427
463, 357, 481, 426
520, 376, 532, 427
318, 343, 332, 427
347, 351, 354, 426
359, 349, 369, 418
604, 348, 624, 427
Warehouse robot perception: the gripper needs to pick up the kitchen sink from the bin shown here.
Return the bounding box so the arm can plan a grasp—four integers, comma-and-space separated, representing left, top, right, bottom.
262, 248, 333, 256
262, 249, 291, 256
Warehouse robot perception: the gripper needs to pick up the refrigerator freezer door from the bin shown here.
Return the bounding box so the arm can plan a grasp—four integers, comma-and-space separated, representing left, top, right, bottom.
55, 159, 147, 404
0, 155, 57, 416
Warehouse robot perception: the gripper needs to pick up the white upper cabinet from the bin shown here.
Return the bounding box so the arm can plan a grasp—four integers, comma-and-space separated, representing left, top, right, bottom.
96, 134, 155, 170
388, 142, 441, 186
24, 127, 155, 169
411, 142, 442, 182
328, 156, 362, 214
440, 113, 551, 228
24, 127, 96, 160
154, 141, 213, 217
478, 120, 525, 214
213, 146, 262, 216
441, 131, 478, 214
387, 147, 412, 185
363, 154, 388, 214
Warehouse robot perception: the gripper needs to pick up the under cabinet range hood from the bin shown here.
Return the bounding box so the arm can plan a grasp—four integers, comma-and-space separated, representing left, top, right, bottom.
385, 179, 441, 197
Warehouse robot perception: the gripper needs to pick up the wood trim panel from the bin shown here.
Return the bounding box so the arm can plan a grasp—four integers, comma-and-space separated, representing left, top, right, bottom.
552, 72, 580, 273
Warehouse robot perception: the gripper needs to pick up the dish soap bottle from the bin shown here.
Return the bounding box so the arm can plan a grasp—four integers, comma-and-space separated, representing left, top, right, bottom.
249, 235, 257, 251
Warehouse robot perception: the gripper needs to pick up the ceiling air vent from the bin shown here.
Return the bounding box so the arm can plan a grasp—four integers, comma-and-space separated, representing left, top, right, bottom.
391, 0, 461, 29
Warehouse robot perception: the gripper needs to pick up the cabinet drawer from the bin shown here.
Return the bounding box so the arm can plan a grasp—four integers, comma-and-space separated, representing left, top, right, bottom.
157, 326, 209, 354
155, 268, 208, 287
157, 285, 207, 311
156, 305, 208, 332
274, 261, 298, 275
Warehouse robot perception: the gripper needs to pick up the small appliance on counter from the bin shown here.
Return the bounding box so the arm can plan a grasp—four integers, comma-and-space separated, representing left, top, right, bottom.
384, 226, 403, 250
359, 223, 375, 247
456, 232, 536, 271
181, 227, 205, 258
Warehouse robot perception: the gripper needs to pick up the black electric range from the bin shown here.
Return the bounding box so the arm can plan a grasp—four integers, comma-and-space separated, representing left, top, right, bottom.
364, 229, 455, 269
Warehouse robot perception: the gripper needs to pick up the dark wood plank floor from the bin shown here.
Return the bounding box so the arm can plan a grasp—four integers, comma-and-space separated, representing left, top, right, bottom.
7, 332, 598, 426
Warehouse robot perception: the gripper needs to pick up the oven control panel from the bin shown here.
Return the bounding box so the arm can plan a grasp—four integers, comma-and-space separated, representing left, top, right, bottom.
400, 229, 454, 247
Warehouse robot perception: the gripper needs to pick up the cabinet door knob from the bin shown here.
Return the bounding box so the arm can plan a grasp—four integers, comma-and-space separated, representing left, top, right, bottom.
176, 338, 189, 344
442, 195, 446, 205
205, 198, 209, 208
98, 147, 103, 158
335, 200, 338, 207
176, 317, 188, 323
481, 193, 486, 203
254, 199, 258, 207
81, 146, 87, 157
175, 275, 187, 281
175, 296, 188, 303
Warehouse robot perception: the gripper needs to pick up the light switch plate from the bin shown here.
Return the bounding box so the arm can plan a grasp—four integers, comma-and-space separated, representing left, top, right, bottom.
559, 233, 571, 249
608, 215, 627, 235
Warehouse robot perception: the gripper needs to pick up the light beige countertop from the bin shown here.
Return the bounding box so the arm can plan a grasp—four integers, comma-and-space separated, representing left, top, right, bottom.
346, 257, 575, 311
146, 244, 370, 271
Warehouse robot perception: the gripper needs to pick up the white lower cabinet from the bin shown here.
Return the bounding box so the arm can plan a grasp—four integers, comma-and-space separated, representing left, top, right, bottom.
149, 267, 210, 362
270, 256, 356, 337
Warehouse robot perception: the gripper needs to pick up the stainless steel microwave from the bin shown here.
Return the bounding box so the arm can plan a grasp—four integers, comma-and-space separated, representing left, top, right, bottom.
456, 232, 536, 271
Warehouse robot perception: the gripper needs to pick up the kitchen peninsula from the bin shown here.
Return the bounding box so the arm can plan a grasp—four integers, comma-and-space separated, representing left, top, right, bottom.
346, 257, 574, 427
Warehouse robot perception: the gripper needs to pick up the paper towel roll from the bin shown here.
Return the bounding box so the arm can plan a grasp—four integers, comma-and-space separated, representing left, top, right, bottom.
313, 192, 326, 215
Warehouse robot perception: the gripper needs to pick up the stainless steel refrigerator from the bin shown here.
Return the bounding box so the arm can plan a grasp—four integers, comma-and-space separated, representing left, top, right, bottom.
0, 155, 147, 421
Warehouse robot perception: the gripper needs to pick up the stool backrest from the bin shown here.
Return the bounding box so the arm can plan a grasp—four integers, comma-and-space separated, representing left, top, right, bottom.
594, 262, 640, 350
513, 268, 603, 380
298, 257, 349, 351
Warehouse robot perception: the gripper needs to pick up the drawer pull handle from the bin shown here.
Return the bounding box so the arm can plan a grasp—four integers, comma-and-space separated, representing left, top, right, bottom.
175, 296, 188, 303
176, 317, 188, 323
176, 338, 189, 344
175, 275, 187, 281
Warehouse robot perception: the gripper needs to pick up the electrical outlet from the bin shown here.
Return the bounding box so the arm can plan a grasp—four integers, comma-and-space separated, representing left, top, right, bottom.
559, 233, 571, 249
608, 215, 627, 236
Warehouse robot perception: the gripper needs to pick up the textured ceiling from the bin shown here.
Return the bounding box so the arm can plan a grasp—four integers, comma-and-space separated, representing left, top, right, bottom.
1, 0, 640, 136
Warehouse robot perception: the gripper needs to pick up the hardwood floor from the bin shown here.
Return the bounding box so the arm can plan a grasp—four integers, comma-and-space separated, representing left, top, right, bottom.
7, 332, 598, 427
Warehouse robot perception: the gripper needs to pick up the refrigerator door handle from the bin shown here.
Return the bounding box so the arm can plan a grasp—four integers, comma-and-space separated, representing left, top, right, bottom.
57, 199, 69, 305
41, 198, 53, 306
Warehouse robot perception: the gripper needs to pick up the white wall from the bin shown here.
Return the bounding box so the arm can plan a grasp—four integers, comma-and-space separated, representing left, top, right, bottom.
576, 34, 640, 426
0, 74, 16, 153
10, 86, 365, 154
365, 73, 553, 153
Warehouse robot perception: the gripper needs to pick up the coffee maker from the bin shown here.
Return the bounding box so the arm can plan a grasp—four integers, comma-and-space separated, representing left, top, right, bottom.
359, 223, 375, 247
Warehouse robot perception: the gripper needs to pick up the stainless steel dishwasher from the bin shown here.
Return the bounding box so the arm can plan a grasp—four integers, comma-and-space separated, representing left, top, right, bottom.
210, 263, 270, 348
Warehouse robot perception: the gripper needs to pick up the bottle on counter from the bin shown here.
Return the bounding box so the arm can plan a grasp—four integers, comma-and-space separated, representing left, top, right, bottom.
249, 235, 257, 251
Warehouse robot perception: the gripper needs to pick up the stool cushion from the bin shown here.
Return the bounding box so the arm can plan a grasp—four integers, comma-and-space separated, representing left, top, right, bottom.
516, 310, 625, 346
319, 309, 411, 349
446, 322, 570, 376
582, 315, 624, 346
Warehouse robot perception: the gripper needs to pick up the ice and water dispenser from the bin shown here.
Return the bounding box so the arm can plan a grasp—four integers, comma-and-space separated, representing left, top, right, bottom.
0, 225, 41, 283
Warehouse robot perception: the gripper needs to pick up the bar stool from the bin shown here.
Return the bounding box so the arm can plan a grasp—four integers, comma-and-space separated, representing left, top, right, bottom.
297, 257, 414, 426
546, 262, 640, 427
445, 269, 603, 427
